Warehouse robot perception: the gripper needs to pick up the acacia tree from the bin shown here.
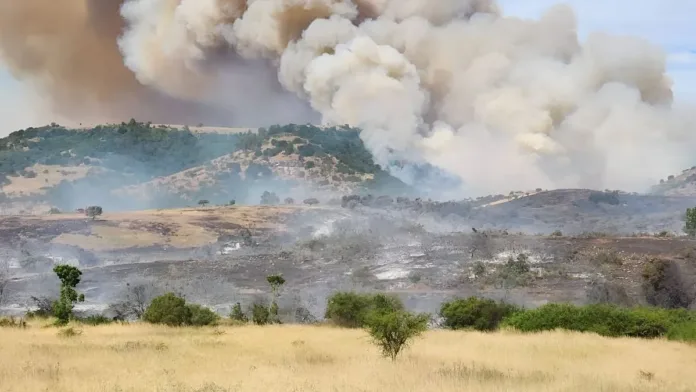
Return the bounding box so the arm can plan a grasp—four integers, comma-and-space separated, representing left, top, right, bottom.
53, 264, 85, 324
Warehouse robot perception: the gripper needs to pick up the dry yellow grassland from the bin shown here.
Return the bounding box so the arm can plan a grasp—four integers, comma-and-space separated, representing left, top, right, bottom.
0, 323, 694, 392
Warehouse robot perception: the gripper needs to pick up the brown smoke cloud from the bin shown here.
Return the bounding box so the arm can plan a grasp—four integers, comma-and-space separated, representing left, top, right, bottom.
0, 0, 312, 126
1, 0, 694, 195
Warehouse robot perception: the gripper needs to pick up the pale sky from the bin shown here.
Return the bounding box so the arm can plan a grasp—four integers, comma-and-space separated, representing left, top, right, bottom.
0, 0, 694, 133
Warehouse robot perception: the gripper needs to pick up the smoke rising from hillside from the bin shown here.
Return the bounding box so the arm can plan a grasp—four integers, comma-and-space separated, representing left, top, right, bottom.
1, 0, 694, 195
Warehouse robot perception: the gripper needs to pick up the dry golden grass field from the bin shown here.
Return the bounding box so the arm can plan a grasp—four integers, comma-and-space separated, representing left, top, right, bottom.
0, 323, 695, 392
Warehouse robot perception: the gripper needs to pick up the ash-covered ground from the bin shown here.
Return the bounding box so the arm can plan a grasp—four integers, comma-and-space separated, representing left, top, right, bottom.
2, 193, 696, 319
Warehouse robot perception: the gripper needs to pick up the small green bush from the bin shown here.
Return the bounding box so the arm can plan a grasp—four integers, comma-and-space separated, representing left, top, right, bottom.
143, 293, 191, 326
439, 297, 520, 331
325, 292, 403, 328
666, 322, 696, 342
187, 304, 220, 326
229, 302, 248, 322
143, 293, 219, 327
79, 315, 113, 325
251, 303, 271, 325
365, 310, 429, 360
502, 304, 669, 338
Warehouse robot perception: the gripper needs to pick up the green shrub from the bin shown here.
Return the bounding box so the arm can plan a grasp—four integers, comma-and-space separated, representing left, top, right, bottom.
324, 292, 403, 328
143, 293, 219, 326
684, 207, 696, 236
491, 254, 533, 288
502, 304, 669, 338
143, 293, 191, 326
251, 303, 271, 325
439, 297, 520, 331
666, 322, 696, 342
79, 315, 113, 325
365, 310, 429, 360
229, 302, 248, 322
187, 304, 219, 326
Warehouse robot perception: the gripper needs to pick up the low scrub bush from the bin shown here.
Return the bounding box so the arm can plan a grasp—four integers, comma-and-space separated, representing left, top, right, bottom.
439, 297, 520, 331
666, 322, 696, 342
79, 315, 113, 326
0, 317, 27, 328
325, 292, 403, 328
251, 303, 271, 326
229, 302, 248, 323
188, 304, 220, 326
501, 303, 691, 339
143, 293, 218, 326
365, 310, 429, 360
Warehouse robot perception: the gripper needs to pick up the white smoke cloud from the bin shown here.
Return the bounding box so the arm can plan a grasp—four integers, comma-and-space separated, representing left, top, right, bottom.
113, 0, 696, 196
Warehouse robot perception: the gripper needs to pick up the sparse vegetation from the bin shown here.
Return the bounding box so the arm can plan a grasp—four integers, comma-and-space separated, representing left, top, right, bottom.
585, 279, 634, 307
260, 191, 280, 205
52, 264, 86, 325
109, 283, 155, 321
229, 302, 248, 323
439, 297, 520, 331
502, 303, 696, 341
684, 207, 696, 236
365, 310, 429, 360
85, 205, 103, 220
142, 293, 219, 326
491, 254, 533, 288
588, 191, 620, 205
0, 260, 10, 307
324, 292, 403, 328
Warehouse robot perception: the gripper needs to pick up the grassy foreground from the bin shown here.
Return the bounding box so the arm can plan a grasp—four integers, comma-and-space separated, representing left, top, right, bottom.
0, 323, 695, 392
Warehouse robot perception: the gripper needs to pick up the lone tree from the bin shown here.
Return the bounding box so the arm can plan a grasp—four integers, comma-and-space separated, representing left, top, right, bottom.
198, 200, 210, 207
85, 206, 103, 220
260, 191, 280, 205
266, 274, 286, 323
684, 207, 696, 236
52, 264, 85, 325
365, 310, 429, 360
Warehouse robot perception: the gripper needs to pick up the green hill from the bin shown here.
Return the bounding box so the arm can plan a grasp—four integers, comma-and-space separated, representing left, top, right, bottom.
0, 121, 411, 211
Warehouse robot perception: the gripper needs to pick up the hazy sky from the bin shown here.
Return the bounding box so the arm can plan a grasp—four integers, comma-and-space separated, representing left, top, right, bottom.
0, 0, 693, 133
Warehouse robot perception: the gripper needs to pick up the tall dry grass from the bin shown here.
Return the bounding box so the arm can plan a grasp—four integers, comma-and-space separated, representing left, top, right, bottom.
0, 323, 694, 392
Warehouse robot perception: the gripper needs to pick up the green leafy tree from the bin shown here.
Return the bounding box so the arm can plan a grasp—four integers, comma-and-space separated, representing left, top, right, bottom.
52, 265, 85, 325
266, 274, 285, 323
684, 207, 696, 236
143, 293, 191, 326
85, 206, 103, 220
365, 310, 429, 360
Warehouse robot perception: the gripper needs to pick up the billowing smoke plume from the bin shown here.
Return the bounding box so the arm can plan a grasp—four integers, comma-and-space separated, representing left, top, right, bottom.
2, 0, 694, 195
0, 0, 315, 126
